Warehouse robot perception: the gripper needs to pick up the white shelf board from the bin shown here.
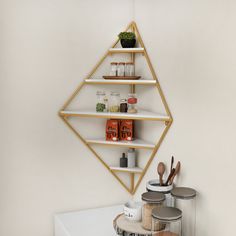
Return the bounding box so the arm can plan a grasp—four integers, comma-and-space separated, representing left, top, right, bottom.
86, 138, 155, 149
85, 79, 156, 85
110, 167, 143, 173
109, 48, 144, 53
60, 110, 170, 121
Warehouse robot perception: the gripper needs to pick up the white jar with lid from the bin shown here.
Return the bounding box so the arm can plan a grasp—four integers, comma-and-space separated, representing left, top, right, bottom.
171, 187, 196, 236
142, 192, 165, 231
152, 207, 182, 236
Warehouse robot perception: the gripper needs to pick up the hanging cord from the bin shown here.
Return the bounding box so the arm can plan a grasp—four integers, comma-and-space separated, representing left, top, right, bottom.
132, 0, 136, 22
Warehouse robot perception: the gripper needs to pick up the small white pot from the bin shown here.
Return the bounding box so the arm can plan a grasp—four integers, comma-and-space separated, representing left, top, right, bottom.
123, 201, 142, 222
146, 179, 173, 193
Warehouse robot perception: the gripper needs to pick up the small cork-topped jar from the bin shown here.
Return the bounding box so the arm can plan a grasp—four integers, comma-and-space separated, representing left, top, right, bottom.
152, 207, 182, 236
141, 191, 165, 231
171, 187, 196, 236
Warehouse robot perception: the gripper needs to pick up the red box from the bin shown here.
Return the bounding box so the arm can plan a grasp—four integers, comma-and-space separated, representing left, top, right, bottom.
119, 120, 134, 141
106, 119, 119, 141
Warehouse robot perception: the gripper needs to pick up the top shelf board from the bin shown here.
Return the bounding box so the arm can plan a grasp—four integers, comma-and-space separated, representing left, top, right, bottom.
109, 48, 145, 54
85, 79, 157, 85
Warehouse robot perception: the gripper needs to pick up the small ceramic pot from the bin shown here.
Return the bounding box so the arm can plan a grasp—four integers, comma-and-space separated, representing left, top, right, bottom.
120, 39, 136, 48
123, 201, 142, 222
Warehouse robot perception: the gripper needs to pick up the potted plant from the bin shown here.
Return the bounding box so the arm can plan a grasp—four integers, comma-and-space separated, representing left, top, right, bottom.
118, 32, 136, 48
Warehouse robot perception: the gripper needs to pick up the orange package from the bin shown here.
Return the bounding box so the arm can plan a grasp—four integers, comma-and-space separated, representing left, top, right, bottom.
106, 119, 119, 141
119, 120, 134, 141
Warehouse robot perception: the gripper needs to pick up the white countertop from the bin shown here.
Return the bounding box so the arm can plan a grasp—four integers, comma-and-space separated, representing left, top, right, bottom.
54, 205, 123, 236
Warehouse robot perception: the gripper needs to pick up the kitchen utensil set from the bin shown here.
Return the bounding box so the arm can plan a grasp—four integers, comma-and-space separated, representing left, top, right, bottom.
157, 156, 181, 186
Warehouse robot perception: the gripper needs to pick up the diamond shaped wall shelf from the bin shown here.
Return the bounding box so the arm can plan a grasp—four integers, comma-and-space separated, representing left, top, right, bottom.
59, 22, 173, 195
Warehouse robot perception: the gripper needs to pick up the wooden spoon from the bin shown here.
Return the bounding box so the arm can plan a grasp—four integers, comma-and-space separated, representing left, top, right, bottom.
157, 162, 165, 186
169, 161, 181, 185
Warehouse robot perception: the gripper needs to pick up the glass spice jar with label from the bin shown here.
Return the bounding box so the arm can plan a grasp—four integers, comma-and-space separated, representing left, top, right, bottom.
120, 99, 128, 113
110, 62, 117, 76
109, 92, 120, 112
117, 62, 125, 76
127, 93, 138, 113
125, 62, 135, 76
96, 91, 106, 112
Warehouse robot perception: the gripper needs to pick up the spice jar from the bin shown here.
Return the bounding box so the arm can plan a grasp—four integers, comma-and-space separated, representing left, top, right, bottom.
120, 99, 128, 113
141, 191, 165, 231
96, 91, 106, 112
127, 93, 138, 113
152, 207, 182, 236
171, 187, 196, 236
110, 62, 117, 76
125, 62, 134, 76
117, 62, 125, 76
109, 92, 120, 112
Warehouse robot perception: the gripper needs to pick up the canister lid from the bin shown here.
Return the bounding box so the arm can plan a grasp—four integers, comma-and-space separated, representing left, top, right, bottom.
171, 187, 196, 199
141, 192, 165, 203
152, 207, 182, 221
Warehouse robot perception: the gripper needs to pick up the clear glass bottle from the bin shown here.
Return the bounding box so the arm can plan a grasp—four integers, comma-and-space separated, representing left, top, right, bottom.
110, 62, 117, 76
141, 192, 165, 231
125, 62, 135, 76
152, 207, 182, 236
171, 187, 196, 236
117, 62, 125, 76
127, 93, 137, 113
109, 92, 120, 112
96, 91, 106, 112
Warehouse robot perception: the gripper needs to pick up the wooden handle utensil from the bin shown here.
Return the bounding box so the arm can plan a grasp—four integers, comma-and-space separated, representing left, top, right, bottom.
165, 168, 175, 185
170, 156, 174, 173
157, 162, 165, 186
169, 161, 181, 185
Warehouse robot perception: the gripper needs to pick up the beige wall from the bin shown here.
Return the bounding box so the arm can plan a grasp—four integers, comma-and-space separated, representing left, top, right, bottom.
1, 0, 236, 236
134, 1, 236, 236
0, 1, 133, 236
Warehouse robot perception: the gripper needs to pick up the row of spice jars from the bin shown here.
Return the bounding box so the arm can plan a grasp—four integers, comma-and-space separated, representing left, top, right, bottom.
110, 62, 134, 77
96, 91, 138, 113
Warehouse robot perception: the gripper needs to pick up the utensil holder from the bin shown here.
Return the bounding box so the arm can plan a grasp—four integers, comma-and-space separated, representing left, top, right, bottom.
146, 179, 174, 207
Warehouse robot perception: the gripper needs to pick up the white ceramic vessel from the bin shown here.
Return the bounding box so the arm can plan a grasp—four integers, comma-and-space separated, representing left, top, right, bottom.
123, 201, 142, 222
146, 179, 174, 207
